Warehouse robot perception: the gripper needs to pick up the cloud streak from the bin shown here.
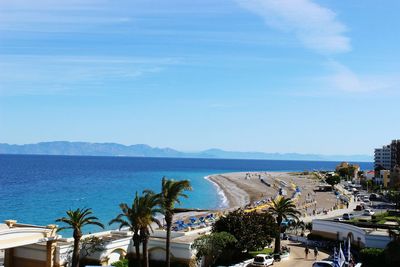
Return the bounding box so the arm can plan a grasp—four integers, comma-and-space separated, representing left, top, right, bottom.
0, 55, 181, 96
235, 1, 398, 95
324, 61, 400, 93
236, 0, 350, 54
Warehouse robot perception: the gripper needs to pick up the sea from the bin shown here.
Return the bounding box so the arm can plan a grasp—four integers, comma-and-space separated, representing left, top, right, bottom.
0, 154, 373, 234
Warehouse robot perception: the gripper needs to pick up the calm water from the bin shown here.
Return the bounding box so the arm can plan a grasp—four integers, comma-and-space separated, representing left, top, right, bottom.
0, 154, 372, 234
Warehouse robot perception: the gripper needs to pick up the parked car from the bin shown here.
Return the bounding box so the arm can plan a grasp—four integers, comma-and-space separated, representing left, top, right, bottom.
312, 261, 335, 267
362, 196, 370, 202
342, 213, 355, 220
334, 217, 344, 221
252, 254, 274, 266
363, 209, 375, 216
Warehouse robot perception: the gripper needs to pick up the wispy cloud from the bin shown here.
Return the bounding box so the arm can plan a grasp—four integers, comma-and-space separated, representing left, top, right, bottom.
0, 0, 234, 32
235, 0, 398, 95
0, 55, 182, 96
286, 60, 400, 97
324, 61, 400, 93
236, 0, 350, 54
0, 0, 131, 32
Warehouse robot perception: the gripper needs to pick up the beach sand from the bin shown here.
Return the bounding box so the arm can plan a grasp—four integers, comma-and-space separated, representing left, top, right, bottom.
207, 171, 338, 214
169, 171, 339, 225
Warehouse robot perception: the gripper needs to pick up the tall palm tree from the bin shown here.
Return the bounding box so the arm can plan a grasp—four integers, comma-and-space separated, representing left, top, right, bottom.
56, 208, 104, 267
138, 191, 162, 267
159, 177, 192, 267
109, 192, 143, 267
268, 197, 300, 254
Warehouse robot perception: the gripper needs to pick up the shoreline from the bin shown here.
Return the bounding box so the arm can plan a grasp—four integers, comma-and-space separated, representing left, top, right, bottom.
206, 171, 339, 215
204, 175, 230, 209
206, 174, 250, 209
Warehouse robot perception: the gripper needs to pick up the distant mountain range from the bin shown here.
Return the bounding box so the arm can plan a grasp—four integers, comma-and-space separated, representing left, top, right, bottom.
0, 141, 373, 162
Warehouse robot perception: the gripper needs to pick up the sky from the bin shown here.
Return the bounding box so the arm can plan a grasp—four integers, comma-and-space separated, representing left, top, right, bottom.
0, 0, 399, 156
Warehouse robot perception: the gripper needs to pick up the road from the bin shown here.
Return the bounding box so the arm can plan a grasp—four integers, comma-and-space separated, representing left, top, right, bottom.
274, 240, 330, 267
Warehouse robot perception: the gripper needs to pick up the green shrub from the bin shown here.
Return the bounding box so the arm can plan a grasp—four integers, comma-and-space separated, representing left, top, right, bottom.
111, 259, 128, 267
360, 248, 385, 267
213, 210, 275, 251
248, 248, 273, 257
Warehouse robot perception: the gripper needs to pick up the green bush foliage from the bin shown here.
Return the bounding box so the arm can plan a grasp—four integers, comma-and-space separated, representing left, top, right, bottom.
360, 248, 385, 267
191, 232, 237, 266
111, 259, 129, 267
325, 175, 341, 186
212, 209, 276, 251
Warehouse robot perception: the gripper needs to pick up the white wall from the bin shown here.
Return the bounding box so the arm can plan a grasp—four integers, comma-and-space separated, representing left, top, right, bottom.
313, 220, 366, 244
312, 219, 392, 249
14, 244, 47, 261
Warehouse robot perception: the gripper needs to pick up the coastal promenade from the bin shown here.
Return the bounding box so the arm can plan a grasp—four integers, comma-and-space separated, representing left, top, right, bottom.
276, 240, 330, 267
302, 200, 358, 222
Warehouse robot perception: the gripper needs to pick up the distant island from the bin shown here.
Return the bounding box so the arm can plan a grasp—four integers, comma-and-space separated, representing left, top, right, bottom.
0, 141, 372, 162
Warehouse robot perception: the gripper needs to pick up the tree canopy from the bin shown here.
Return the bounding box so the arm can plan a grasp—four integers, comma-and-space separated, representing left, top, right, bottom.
337, 165, 356, 178
191, 232, 237, 266
325, 175, 341, 186
212, 209, 276, 251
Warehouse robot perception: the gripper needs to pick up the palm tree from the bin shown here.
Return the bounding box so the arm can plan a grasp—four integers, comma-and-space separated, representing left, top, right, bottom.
159, 177, 192, 267
56, 208, 104, 267
137, 191, 162, 267
109, 193, 143, 267
268, 197, 300, 254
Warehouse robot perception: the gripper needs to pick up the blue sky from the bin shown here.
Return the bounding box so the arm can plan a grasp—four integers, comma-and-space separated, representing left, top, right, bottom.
0, 0, 399, 155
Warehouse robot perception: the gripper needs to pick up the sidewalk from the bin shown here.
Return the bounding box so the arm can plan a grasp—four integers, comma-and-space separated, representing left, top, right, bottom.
302, 197, 358, 223
274, 240, 329, 267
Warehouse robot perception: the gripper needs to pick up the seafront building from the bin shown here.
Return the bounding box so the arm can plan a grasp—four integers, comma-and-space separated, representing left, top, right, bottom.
0, 220, 58, 267
374, 145, 392, 170
374, 139, 400, 170
391, 140, 400, 169
0, 219, 206, 267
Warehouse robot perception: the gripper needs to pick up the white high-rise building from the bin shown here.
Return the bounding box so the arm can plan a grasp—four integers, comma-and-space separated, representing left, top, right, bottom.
374, 145, 391, 169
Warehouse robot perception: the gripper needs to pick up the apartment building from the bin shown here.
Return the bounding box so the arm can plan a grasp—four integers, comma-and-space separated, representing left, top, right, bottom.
374, 139, 400, 170
390, 139, 400, 169
374, 145, 392, 169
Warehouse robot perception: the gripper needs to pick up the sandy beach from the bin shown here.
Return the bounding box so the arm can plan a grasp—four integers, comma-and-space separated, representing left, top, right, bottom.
168, 171, 341, 226
207, 171, 339, 215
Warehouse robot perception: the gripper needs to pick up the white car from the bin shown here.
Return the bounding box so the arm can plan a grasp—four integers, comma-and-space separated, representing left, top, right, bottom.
363, 209, 375, 216
362, 196, 370, 202
252, 254, 274, 266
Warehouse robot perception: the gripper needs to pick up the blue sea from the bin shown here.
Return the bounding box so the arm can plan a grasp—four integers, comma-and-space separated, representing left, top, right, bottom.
0, 154, 373, 234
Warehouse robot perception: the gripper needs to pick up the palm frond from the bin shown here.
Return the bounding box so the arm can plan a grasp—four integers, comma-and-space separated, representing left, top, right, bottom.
55, 207, 103, 233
